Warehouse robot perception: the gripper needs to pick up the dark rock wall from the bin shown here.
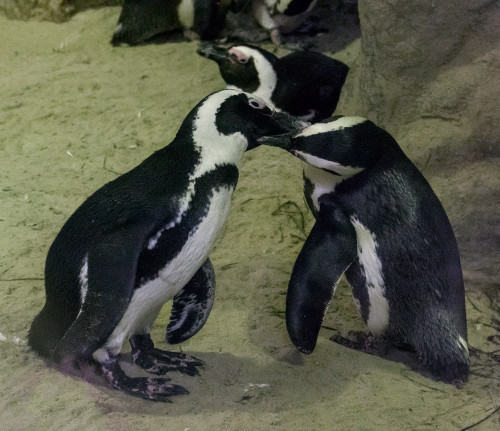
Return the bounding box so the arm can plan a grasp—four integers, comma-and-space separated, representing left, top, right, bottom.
337, 0, 500, 168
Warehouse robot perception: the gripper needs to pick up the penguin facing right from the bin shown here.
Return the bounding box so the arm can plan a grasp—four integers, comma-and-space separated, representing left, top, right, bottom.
28, 89, 306, 401
198, 43, 349, 122
259, 116, 470, 385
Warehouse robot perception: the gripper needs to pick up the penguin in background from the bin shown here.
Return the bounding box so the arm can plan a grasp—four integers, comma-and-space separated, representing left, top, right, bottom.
251, 0, 319, 45
198, 42, 349, 122
259, 116, 470, 385
28, 89, 306, 401
111, 0, 250, 46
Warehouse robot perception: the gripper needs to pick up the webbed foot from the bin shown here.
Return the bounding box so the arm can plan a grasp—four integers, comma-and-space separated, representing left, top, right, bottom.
130, 334, 204, 376
101, 357, 188, 402
330, 331, 389, 356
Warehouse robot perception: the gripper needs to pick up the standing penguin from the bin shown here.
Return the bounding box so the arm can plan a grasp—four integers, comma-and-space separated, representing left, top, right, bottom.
259, 116, 470, 385
28, 89, 305, 401
251, 0, 318, 44
198, 43, 349, 122
111, 0, 249, 45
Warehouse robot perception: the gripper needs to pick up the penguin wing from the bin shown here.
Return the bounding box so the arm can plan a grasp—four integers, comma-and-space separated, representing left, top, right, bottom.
286, 200, 357, 354
52, 222, 153, 362
166, 258, 216, 344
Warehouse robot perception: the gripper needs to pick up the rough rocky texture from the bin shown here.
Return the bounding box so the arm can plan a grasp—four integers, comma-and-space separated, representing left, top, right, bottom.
339, 0, 500, 165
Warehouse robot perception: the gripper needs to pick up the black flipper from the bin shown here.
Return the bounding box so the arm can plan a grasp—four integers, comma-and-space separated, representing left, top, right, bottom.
166, 259, 216, 344
286, 200, 357, 353
130, 334, 204, 376
52, 224, 149, 366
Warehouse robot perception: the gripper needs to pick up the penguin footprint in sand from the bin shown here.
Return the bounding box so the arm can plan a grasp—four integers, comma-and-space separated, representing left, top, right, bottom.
28, 89, 306, 402
260, 116, 470, 386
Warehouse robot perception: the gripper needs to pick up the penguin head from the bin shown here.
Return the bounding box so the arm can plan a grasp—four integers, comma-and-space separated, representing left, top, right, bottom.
259, 116, 390, 175
214, 90, 308, 150
197, 43, 278, 94
186, 90, 308, 152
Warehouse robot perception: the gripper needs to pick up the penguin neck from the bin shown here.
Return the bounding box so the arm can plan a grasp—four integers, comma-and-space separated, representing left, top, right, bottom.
189, 93, 249, 179
229, 48, 278, 109
253, 55, 278, 108
302, 162, 359, 213
177, 0, 194, 29
303, 162, 345, 192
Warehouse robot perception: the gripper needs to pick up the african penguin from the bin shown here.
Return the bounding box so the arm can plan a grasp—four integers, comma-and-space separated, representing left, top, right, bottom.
251, 0, 318, 44
28, 89, 306, 401
259, 116, 470, 385
111, 0, 247, 45
198, 43, 349, 122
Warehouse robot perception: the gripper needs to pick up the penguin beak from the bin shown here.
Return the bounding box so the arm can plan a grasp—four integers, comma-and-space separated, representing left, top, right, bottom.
197, 43, 230, 63
259, 113, 310, 150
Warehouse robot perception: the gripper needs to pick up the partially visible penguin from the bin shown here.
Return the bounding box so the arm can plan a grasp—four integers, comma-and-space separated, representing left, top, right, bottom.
259, 116, 470, 385
111, 0, 249, 45
198, 43, 349, 121
251, 0, 318, 44
28, 89, 306, 401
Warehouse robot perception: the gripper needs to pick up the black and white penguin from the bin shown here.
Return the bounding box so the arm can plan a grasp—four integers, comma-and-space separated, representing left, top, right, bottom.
251, 0, 318, 44
28, 89, 306, 401
111, 0, 249, 45
259, 116, 470, 385
198, 43, 349, 122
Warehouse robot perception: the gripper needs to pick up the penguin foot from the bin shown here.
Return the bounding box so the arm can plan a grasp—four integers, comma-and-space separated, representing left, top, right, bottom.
330, 331, 389, 356
130, 334, 204, 376
101, 357, 189, 402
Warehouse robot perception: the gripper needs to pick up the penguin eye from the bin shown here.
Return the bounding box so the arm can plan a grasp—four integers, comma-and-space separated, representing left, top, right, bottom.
248, 98, 266, 109
230, 53, 249, 64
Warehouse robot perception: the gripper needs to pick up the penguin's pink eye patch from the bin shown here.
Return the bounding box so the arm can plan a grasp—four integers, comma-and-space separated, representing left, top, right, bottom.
228, 48, 249, 64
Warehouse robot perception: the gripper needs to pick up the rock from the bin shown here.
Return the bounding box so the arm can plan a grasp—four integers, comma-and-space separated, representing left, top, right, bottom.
337, 0, 500, 168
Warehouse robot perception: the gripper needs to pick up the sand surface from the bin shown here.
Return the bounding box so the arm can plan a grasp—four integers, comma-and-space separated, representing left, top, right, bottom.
0, 7, 498, 431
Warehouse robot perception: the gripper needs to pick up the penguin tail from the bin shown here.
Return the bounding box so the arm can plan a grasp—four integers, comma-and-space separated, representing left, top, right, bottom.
28, 304, 68, 359
411, 312, 470, 387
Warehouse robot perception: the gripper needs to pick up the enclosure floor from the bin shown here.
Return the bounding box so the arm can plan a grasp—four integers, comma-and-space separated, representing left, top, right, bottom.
0, 8, 498, 431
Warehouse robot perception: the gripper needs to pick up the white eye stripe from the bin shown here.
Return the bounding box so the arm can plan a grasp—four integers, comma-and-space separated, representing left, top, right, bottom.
230, 46, 277, 105
296, 117, 368, 138
249, 98, 266, 109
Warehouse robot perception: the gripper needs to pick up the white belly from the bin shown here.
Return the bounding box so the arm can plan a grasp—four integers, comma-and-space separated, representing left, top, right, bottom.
93, 186, 234, 362
350, 216, 389, 335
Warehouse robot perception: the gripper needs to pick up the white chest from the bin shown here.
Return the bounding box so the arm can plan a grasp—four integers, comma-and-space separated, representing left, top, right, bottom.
177, 0, 194, 29
350, 216, 389, 335
156, 186, 233, 295
95, 186, 234, 361
303, 163, 344, 213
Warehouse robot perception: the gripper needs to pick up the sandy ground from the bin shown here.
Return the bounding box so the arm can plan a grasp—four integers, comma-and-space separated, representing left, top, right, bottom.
0, 7, 499, 431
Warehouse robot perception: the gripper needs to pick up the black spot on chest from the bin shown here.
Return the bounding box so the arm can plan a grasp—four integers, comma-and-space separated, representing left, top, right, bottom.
303, 174, 318, 218
134, 164, 238, 285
